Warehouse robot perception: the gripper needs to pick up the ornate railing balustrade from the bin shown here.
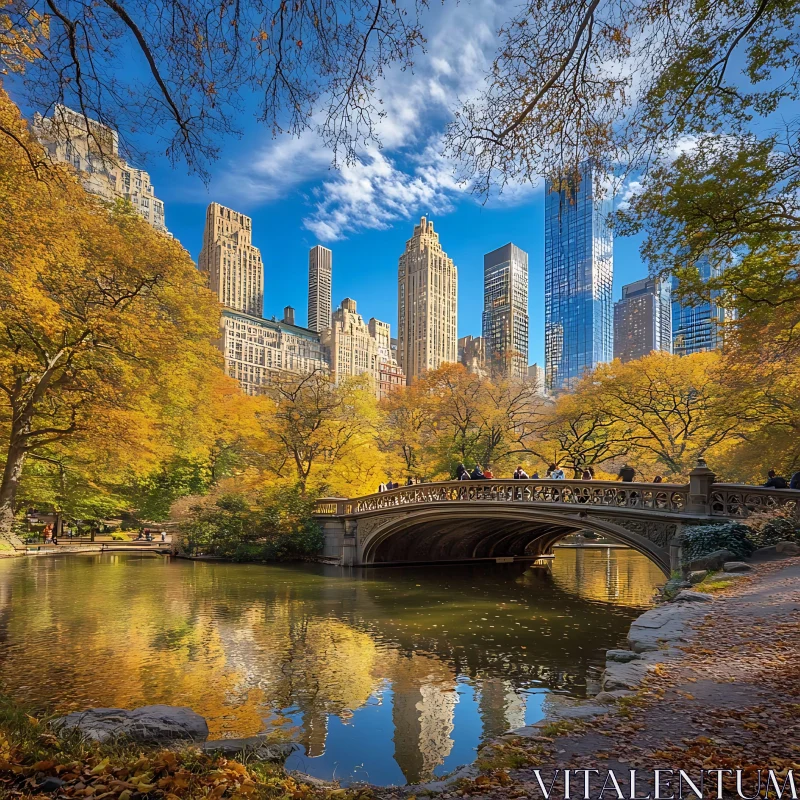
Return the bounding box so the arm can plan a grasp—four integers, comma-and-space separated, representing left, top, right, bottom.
314, 479, 690, 517
710, 484, 800, 519
314, 478, 800, 520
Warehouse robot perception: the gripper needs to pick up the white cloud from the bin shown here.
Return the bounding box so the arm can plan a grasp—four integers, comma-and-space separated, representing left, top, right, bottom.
216, 0, 516, 235
303, 146, 462, 241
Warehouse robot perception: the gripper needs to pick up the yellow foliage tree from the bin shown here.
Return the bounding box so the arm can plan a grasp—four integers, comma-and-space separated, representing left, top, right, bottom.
0, 87, 224, 543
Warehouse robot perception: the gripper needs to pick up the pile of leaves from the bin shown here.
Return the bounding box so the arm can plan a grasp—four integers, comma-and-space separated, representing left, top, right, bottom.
0, 701, 361, 800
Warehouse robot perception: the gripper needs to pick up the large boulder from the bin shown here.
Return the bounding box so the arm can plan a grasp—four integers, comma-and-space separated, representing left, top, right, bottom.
688, 570, 708, 584
686, 549, 735, 571
775, 540, 800, 556
606, 649, 640, 663
723, 561, 753, 573
673, 590, 713, 603
53, 705, 209, 744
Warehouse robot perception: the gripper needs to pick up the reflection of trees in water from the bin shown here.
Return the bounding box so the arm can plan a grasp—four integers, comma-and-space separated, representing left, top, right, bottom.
0, 553, 657, 785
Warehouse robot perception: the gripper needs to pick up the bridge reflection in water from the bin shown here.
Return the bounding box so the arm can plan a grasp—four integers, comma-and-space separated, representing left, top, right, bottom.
0, 550, 662, 785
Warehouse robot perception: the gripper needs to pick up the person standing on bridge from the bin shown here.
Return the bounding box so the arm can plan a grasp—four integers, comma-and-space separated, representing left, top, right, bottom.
471, 464, 486, 480
455, 463, 467, 480
764, 469, 788, 489
617, 464, 636, 482
513, 466, 529, 479
791, 470, 800, 490
550, 464, 565, 479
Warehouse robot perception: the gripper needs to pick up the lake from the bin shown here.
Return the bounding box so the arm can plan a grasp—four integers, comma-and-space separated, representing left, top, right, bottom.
0, 548, 662, 785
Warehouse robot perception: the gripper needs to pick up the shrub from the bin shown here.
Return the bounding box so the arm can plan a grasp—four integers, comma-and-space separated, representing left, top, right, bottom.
682, 521, 756, 562
183, 486, 323, 562
744, 508, 800, 548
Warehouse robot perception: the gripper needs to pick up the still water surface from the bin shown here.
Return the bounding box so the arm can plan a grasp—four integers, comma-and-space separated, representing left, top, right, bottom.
0, 549, 662, 785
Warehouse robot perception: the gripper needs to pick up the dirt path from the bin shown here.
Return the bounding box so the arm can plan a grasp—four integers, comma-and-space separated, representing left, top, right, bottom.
395, 559, 800, 800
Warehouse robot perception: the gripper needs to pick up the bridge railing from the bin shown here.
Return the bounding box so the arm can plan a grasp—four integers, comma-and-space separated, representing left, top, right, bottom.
710, 484, 800, 519
315, 479, 691, 516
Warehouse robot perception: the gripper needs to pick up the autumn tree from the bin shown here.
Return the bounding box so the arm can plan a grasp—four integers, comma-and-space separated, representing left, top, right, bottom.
529, 390, 632, 477
446, 0, 800, 195
0, 88, 223, 544
588, 352, 740, 478
257, 369, 381, 496
1, 0, 429, 178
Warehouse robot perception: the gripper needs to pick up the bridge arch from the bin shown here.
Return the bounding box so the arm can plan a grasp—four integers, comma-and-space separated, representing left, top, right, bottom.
357, 506, 672, 575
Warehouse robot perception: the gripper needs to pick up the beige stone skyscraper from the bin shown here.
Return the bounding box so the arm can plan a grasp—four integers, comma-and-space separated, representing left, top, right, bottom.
308, 245, 332, 332
397, 217, 458, 383
198, 203, 263, 315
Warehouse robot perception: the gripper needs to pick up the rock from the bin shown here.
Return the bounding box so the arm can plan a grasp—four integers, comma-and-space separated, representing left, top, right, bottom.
662, 578, 691, 599
288, 772, 339, 789
594, 690, 635, 704
200, 737, 297, 761
723, 561, 753, 572
688, 570, 708, 584
551, 704, 609, 720
673, 590, 713, 602
606, 649, 640, 663
687, 549, 735, 571
37, 778, 66, 792
53, 705, 208, 744
601, 661, 650, 691
628, 603, 703, 653
411, 765, 479, 794
775, 540, 800, 555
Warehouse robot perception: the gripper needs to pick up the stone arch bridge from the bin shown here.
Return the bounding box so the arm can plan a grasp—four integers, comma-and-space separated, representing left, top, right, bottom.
313, 463, 799, 575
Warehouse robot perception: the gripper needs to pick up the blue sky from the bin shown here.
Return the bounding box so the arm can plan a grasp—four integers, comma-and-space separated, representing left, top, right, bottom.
20, 0, 649, 365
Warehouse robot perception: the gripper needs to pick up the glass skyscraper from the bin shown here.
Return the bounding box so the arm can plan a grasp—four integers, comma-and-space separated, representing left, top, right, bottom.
544, 160, 613, 391
672, 257, 732, 355
482, 243, 529, 379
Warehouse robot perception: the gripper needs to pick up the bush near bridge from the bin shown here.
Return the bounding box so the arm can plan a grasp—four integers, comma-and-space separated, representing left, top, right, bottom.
179, 486, 323, 562
682, 511, 800, 564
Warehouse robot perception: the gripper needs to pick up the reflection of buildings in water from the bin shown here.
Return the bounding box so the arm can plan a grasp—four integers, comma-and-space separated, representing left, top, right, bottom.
548, 548, 663, 607
478, 678, 526, 739
391, 653, 457, 784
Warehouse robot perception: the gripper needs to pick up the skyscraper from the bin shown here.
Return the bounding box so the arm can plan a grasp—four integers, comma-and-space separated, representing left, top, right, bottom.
482, 243, 529, 379
544, 160, 613, 392
32, 105, 170, 236
397, 217, 458, 383
613, 277, 672, 362
198, 203, 263, 315
672, 257, 732, 355
308, 245, 333, 333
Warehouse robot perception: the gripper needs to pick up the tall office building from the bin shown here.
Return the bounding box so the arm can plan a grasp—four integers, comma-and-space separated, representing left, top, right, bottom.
613, 277, 672, 362
672, 258, 733, 355
321, 298, 380, 388
32, 105, 170, 235
527, 363, 546, 395
198, 203, 263, 315
397, 217, 458, 383
308, 245, 333, 333
544, 160, 613, 392
482, 243, 529, 379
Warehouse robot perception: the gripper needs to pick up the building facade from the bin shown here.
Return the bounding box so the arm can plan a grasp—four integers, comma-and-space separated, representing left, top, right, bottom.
613, 277, 672, 362
458, 335, 487, 376
321, 298, 380, 387
308, 245, 333, 333
672, 258, 732, 356
32, 105, 170, 235
397, 217, 458, 383
199, 203, 264, 316
544, 160, 613, 392
219, 308, 328, 395
482, 243, 529, 379
527, 363, 546, 395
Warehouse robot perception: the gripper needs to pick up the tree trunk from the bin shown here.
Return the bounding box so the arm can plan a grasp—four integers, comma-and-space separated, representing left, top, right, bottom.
0, 444, 27, 549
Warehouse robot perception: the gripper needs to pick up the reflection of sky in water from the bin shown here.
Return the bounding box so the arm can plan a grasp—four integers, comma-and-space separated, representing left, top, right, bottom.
0, 549, 662, 786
